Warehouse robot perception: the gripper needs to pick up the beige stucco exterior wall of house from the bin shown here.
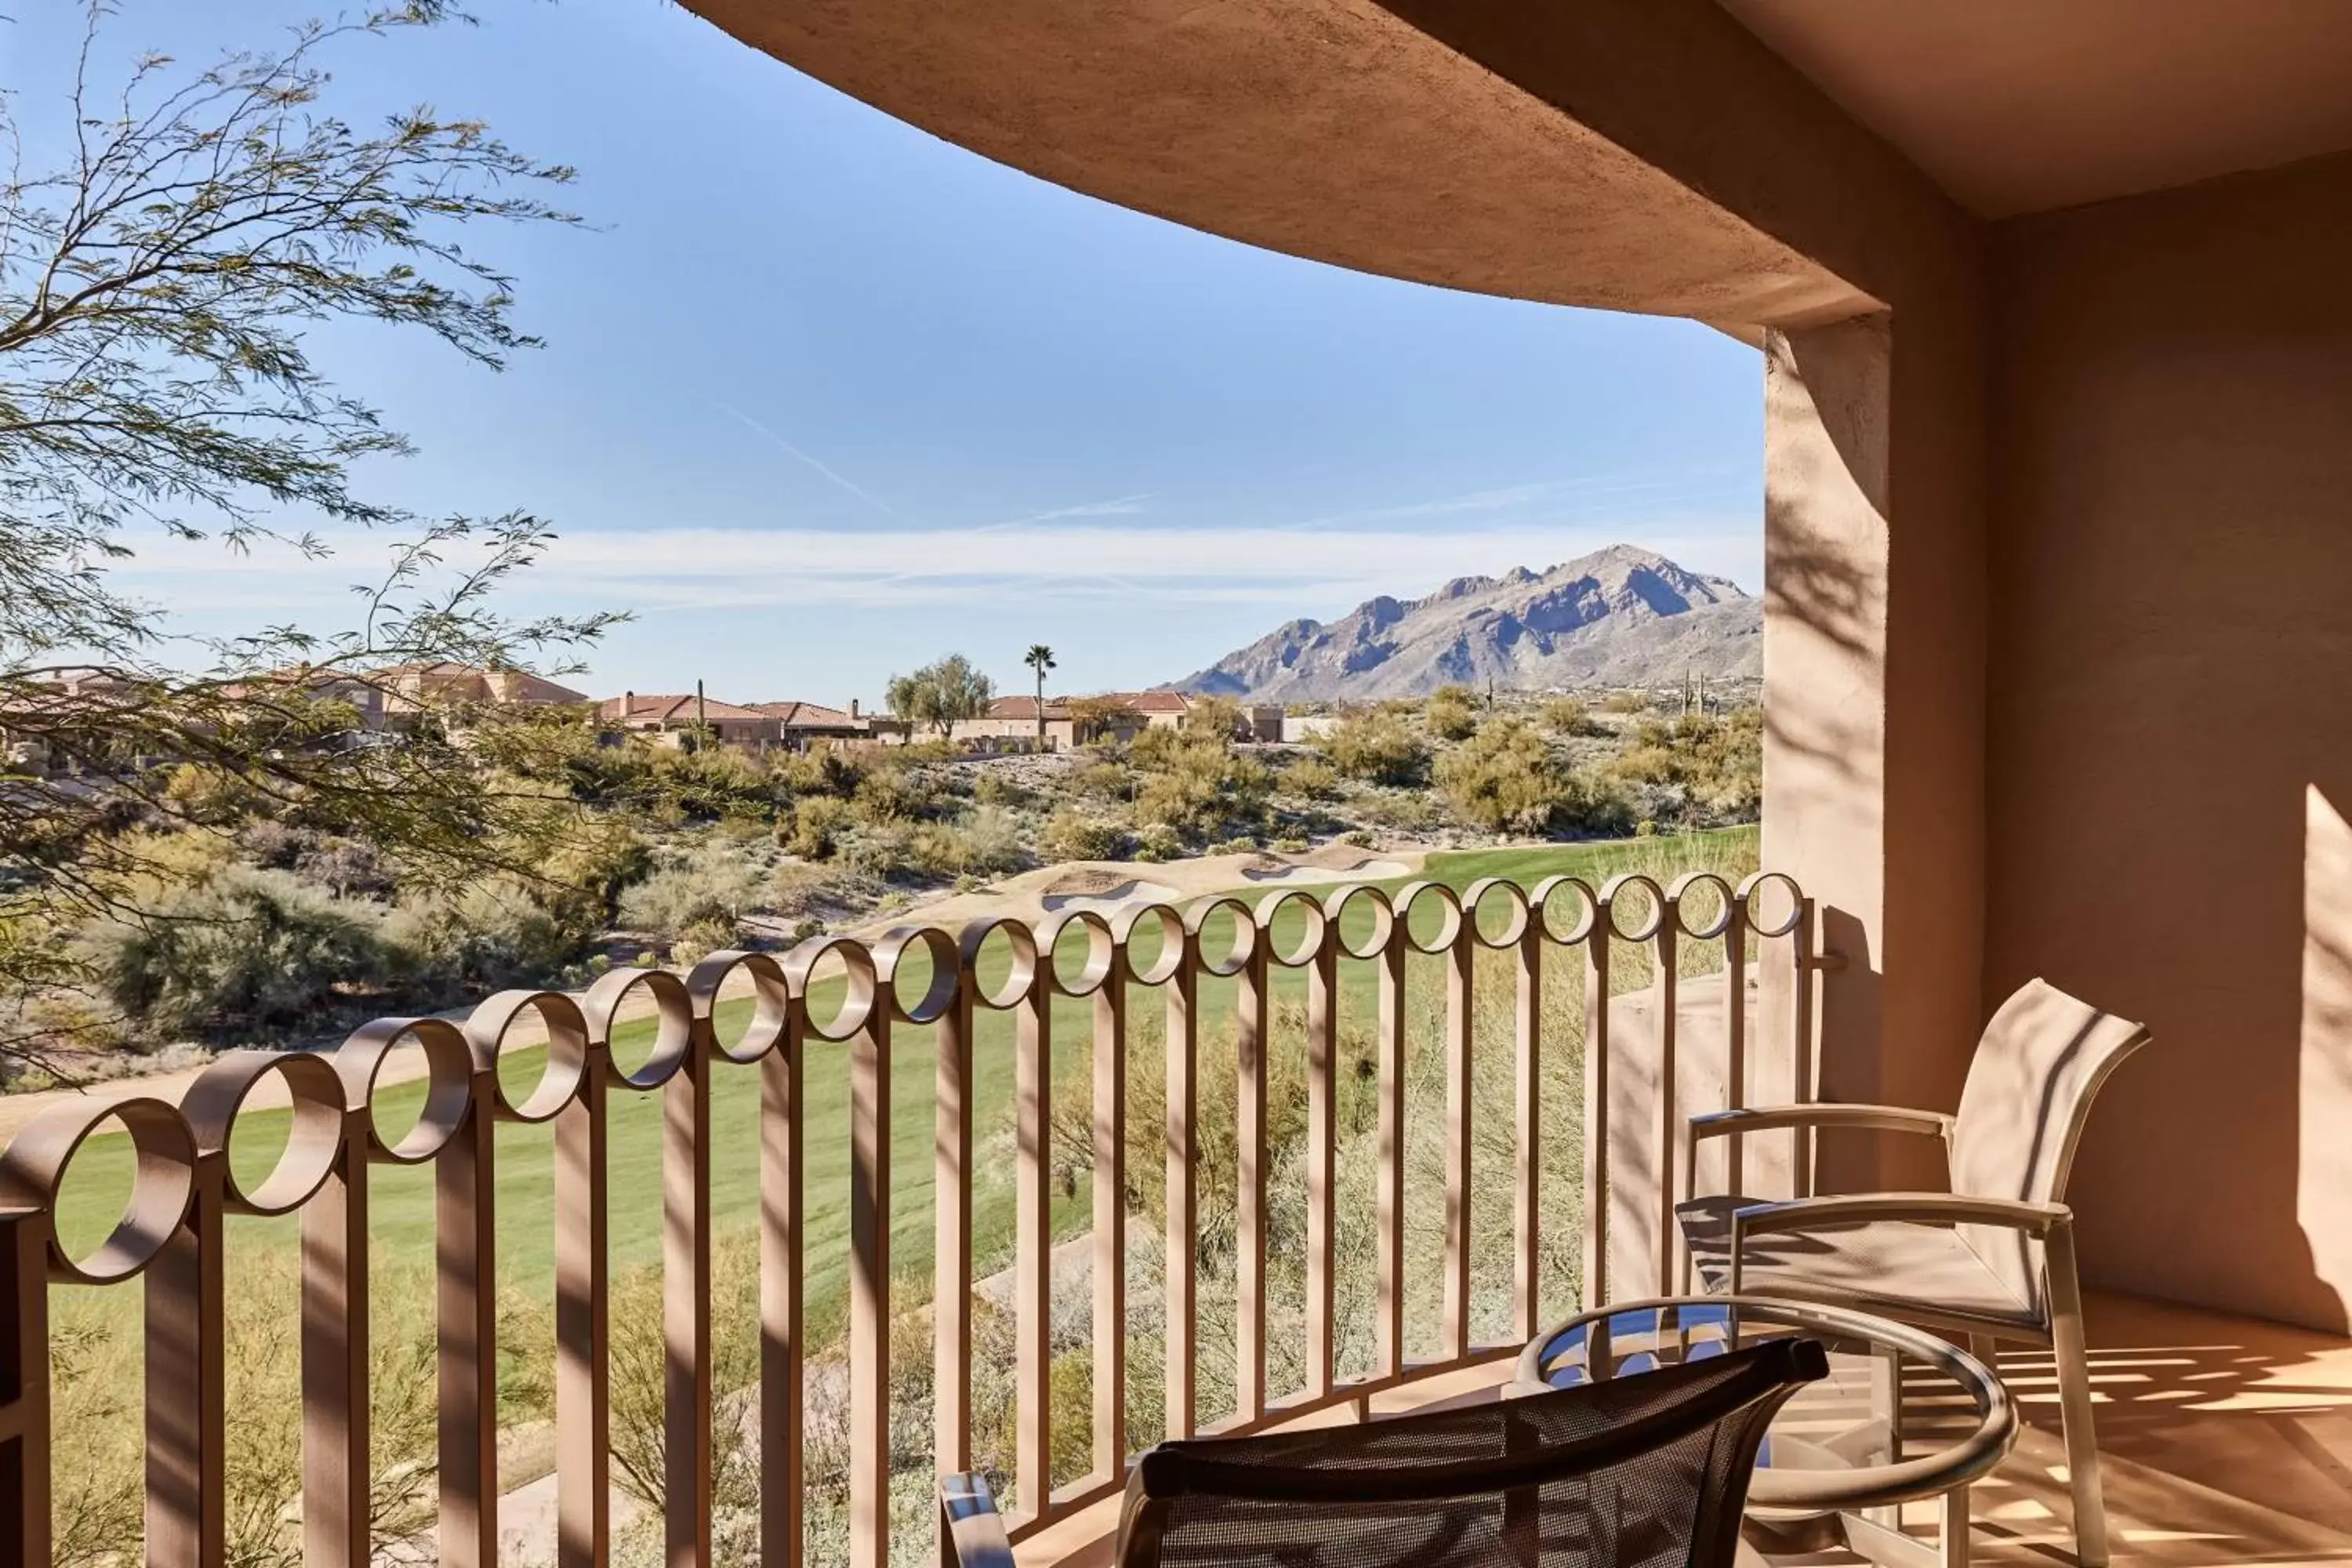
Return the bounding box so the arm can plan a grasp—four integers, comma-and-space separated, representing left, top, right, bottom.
1984, 151, 2352, 1329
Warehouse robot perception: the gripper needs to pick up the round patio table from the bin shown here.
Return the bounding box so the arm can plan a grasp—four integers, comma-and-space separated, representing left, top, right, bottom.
1515, 1295, 2015, 1568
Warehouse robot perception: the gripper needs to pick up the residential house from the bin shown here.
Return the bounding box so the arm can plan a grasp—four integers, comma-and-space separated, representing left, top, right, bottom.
599, 690, 782, 752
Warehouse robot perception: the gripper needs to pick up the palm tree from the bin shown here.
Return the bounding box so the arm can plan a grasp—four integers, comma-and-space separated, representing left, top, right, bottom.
1023, 644, 1057, 746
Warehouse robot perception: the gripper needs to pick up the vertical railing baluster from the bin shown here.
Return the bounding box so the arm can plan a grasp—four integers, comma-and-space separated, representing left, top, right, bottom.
1723, 899, 1749, 1200
1793, 896, 1819, 1197
1014, 974, 1052, 1519
666, 1022, 713, 1568
1374, 928, 1406, 1377
1512, 920, 1543, 1342
0, 1212, 48, 1568
1304, 927, 1338, 1399
1164, 938, 1198, 1439
935, 970, 975, 1548
147, 1160, 224, 1568
848, 998, 891, 1568
1235, 928, 1269, 1419
1581, 908, 1613, 1313
555, 1051, 609, 1568
303, 1107, 368, 1568
762, 1002, 805, 1568
1442, 916, 1474, 1362
1653, 891, 1680, 1301
438, 1066, 499, 1568
1091, 971, 1128, 1478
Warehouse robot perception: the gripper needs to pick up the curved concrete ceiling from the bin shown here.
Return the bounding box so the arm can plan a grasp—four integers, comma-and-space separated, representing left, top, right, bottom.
678, 0, 1867, 327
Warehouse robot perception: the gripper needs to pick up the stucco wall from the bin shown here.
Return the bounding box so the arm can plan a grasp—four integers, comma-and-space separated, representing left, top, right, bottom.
1986, 151, 2352, 1330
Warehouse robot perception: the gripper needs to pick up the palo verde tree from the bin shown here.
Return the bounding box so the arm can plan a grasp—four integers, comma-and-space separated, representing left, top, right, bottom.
0, 3, 618, 1069
1022, 643, 1056, 743
885, 653, 995, 742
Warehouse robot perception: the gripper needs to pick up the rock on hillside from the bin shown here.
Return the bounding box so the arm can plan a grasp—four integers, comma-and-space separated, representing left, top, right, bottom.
1177, 543, 1760, 699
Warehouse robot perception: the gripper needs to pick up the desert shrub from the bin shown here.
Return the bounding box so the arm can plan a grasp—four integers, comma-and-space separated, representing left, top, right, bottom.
771, 747, 861, 798
1070, 760, 1132, 801
1280, 753, 1341, 799
1541, 697, 1596, 736
840, 822, 914, 880
382, 879, 583, 995
1434, 717, 1569, 833
1131, 822, 1184, 862
648, 743, 780, 821
970, 768, 1025, 808
1317, 711, 1428, 786
1341, 828, 1377, 848
1598, 707, 1761, 821
1425, 684, 1480, 741
1271, 836, 1309, 854
787, 794, 853, 859
1040, 808, 1127, 862
851, 762, 933, 822
908, 807, 1027, 879
617, 841, 769, 941
1601, 689, 1650, 715
81, 864, 383, 1042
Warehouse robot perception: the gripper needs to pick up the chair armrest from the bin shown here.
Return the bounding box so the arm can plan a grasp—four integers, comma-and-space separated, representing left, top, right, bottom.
1688, 1103, 1955, 1142
1733, 1192, 2071, 1240
940, 1472, 1015, 1568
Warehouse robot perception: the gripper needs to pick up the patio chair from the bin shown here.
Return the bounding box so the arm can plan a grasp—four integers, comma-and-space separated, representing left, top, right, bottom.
941, 1335, 1827, 1568
1676, 977, 2151, 1566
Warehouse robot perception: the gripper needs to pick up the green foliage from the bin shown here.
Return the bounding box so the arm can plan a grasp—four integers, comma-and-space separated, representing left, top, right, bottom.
1600, 690, 1651, 715
1600, 707, 1762, 818
851, 762, 934, 822
787, 796, 854, 861
1279, 753, 1341, 800
1316, 711, 1429, 786
1425, 684, 1480, 741
1129, 719, 1270, 841
80, 865, 383, 1042
617, 843, 770, 944
1040, 809, 1127, 863
1434, 717, 1635, 837
884, 653, 995, 740
907, 807, 1028, 879
970, 769, 1025, 808
1541, 696, 1596, 736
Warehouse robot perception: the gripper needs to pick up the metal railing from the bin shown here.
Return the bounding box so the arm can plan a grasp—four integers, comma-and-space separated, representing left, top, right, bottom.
0, 869, 1817, 1568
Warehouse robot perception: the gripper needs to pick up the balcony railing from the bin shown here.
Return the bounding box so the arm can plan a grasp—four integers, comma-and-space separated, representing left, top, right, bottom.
0, 868, 1820, 1568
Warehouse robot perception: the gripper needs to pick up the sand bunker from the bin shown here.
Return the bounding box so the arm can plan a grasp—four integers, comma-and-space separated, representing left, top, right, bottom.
1237, 858, 1410, 884
1040, 877, 1179, 915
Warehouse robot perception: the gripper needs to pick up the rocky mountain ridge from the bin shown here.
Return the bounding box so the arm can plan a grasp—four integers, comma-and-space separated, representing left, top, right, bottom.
1177, 543, 1759, 699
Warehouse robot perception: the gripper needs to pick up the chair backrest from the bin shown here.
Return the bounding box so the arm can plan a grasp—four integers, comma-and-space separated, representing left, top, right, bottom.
1950, 978, 2151, 1303
1112, 1338, 1826, 1568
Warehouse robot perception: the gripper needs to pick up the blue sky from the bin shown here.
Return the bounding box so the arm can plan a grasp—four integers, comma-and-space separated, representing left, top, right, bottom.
18, 1, 1762, 707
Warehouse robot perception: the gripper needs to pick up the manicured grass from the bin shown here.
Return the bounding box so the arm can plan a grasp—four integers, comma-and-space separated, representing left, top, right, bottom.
44, 825, 1758, 1334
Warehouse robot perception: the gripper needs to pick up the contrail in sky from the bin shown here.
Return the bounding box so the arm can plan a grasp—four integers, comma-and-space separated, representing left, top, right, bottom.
714, 402, 913, 524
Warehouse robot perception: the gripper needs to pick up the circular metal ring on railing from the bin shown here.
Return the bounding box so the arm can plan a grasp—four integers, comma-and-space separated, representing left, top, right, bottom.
956, 916, 1040, 1011
1737, 870, 1808, 939
467, 989, 594, 1123
1530, 875, 1600, 946
1254, 887, 1329, 967
874, 925, 960, 1024
337, 1016, 479, 1165
180, 1049, 347, 1217
783, 935, 880, 1042
1393, 880, 1465, 954
0, 1095, 198, 1285
1185, 895, 1258, 978
1599, 873, 1668, 943
580, 965, 694, 1089
1667, 871, 1737, 942
1116, 901, 1188, 985
687, 949, 793, 1065
1323, 883, 1396, 960
1461, 877, 1531, 949
1038, 908, 1118, 996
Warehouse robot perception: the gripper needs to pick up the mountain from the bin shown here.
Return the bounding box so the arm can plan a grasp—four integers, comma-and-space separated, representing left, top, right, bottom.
1176, 544, 1759, 699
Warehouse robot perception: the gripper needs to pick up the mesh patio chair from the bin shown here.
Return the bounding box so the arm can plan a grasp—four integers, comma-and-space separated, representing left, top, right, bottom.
1676, 977, 2151, 1566
941, 1336, 1827, 1568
